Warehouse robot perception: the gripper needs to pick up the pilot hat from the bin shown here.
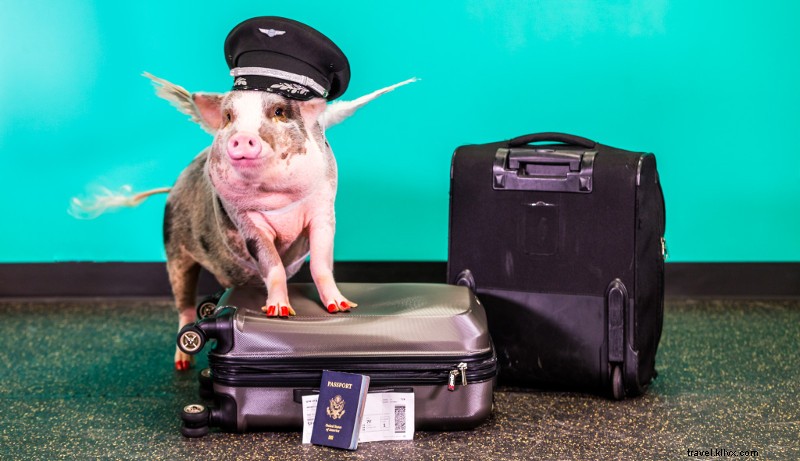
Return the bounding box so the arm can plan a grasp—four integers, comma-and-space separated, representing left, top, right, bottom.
224, 16, 350, 101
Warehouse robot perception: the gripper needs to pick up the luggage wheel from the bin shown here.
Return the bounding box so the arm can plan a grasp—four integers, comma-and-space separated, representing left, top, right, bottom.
181, 403, 210, 438
196, 293, 223, 320
196, 301, 218, 320
177, 326, 206, 355
611, 364, 624, 400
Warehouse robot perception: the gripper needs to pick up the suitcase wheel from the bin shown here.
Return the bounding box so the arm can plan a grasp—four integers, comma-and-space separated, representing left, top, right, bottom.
196, 290, 225, 319
611, 364, 624, 400
177, 326, 206, 355
181, 403, 210, 438
180, 425, 209, 438
196, 301, 218, 320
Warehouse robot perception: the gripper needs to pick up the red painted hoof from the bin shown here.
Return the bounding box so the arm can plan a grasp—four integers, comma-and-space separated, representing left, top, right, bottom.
266, 305, 276, 316
279, 306, 289, 317
327, 304, 338, 313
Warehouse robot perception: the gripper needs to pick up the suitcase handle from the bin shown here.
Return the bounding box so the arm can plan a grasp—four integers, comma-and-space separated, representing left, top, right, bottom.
493, 133, 597, 193
508, 132, 596, 149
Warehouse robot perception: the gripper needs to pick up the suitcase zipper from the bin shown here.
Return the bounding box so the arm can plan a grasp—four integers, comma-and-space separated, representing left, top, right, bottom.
209, 350, 495, 369
447, 362, 469, 391
208, 352, 496, 390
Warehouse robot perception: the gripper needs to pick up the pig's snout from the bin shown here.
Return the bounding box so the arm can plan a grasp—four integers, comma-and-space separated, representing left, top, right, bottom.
227, 133, 263, 160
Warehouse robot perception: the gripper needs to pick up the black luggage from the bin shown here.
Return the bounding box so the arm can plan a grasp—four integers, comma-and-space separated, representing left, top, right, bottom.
447, 132, 666, 399
176, 283, 497, 436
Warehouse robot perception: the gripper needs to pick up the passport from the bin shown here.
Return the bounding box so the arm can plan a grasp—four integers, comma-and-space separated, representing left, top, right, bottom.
310, 370, 370, 450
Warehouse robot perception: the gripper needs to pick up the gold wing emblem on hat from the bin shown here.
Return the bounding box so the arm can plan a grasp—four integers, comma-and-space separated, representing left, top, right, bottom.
259, 28, 286, 38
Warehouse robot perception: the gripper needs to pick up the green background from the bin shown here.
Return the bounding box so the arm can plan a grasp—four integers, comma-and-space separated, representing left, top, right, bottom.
1, 0, 798, 263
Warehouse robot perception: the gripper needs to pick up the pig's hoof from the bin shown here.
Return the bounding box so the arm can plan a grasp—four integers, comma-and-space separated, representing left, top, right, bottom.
261, 305, 295, 317
326, 300, 358, 313
175, 350, 195, 371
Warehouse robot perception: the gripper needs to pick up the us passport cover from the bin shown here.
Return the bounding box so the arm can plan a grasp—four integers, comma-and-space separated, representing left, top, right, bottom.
310, 370, 370, 450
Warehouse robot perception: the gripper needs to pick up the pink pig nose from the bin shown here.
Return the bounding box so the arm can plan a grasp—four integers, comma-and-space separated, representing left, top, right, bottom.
227, 133, 262, 160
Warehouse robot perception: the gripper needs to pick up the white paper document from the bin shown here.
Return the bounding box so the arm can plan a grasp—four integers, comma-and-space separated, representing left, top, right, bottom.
302, 392, 415, 444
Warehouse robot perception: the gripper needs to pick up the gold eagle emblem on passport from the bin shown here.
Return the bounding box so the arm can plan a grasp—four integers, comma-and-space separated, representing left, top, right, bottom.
326, 395, 346, 420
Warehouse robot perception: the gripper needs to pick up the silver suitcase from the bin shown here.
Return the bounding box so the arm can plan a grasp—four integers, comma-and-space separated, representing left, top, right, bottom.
177, 283, 497, 436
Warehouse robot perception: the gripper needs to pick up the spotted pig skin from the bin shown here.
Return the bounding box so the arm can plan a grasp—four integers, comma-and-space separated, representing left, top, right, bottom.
165, 90, 355, 370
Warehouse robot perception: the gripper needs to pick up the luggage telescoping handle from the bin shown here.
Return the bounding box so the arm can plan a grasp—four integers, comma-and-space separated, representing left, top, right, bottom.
494, 132, 597, 193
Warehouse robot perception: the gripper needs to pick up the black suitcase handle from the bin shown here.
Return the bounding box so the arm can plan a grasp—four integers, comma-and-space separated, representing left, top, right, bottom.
508, 132, 597, 149
494, 132, 597, 193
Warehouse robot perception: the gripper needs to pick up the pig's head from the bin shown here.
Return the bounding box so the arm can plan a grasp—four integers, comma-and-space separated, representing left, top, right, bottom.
143, 71, 416, 198
192, 90, 329, 194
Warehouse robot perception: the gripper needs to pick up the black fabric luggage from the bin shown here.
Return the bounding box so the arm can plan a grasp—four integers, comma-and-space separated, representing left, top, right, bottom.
177, 283, 497, 436
447, 132, 666, 399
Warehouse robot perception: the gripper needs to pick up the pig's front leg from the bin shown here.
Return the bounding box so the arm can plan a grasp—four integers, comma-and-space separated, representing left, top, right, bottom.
167, 256, 202, 370
309, 216, 357, 313
248, 234, 297, 317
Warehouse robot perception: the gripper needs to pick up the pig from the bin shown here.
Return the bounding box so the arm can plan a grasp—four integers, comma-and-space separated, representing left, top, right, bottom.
72, 74, 415, 370
151, 74, 414, 369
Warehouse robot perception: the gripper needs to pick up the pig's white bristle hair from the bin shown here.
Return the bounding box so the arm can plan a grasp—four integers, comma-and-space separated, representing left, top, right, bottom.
69, 185, 171, 220
321, 77, 419, 128
142, 72, 215, 134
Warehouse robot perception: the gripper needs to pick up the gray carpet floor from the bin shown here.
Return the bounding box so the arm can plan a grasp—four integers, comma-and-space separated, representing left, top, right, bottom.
1, 297, 798, 460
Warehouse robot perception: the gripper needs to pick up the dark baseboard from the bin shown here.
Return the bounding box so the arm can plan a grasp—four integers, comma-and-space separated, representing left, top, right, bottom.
663, 262, 800, 298
1, 262, 798, 299
0, 262, 448, 298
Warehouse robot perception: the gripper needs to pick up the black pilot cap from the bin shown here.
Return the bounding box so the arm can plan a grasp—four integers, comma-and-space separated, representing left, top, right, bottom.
224, 16, 350, 101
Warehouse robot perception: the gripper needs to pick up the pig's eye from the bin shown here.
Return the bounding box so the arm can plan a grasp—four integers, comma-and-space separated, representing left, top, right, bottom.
225, 112, 232, 122
274, 108, 284, 117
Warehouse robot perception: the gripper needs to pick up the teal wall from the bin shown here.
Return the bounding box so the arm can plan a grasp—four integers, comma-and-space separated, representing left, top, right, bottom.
1, 0, 799, 263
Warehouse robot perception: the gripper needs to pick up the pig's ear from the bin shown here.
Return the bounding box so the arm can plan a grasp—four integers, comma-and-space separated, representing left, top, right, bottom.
298, 98, 329, 128
320, 77, 418, 128
192, 93, 225, 132
143, 72, 221, 134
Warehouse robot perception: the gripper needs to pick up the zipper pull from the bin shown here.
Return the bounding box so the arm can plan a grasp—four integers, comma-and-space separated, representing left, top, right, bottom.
447, 369, 458, 391
458, 362, 468, 386
448, 363, 469, 391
